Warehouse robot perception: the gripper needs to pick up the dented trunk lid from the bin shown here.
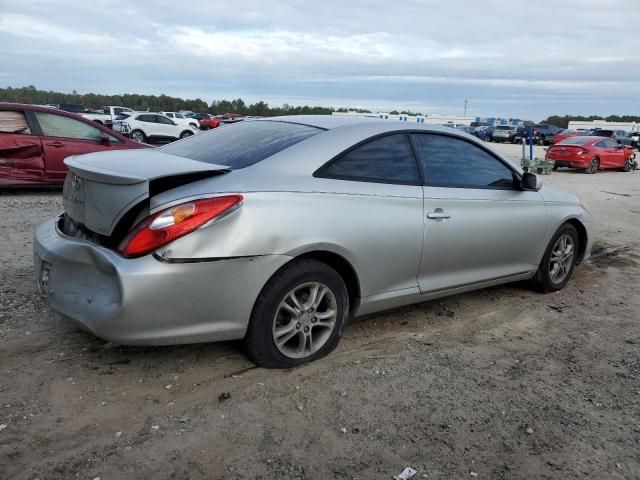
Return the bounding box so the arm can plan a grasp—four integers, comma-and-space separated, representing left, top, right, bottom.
63, 149, 229, 236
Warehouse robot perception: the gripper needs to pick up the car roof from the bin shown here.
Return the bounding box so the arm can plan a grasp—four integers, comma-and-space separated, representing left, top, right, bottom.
265, 115, 386, 130
257, 115, 477, 136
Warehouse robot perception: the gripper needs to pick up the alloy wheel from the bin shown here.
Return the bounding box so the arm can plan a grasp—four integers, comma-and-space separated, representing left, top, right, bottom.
549, 234, 575, 284
272, 282, 337, 359
131, 131, 144, 143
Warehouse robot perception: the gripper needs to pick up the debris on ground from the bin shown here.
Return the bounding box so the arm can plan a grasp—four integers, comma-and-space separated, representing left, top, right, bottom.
218, 392, 231, 403
393, 466, 417, 480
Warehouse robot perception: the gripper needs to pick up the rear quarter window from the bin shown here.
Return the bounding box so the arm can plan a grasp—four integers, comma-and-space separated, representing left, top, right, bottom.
0, 110, 31, 134
160, 120, 323, 169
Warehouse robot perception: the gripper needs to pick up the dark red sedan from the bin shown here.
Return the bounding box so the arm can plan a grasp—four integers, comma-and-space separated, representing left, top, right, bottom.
546, 136, 636, 174
0, 103, 148, 186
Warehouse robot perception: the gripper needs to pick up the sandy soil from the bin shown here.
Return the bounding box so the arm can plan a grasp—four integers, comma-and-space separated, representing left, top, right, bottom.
1, 144, 639, 479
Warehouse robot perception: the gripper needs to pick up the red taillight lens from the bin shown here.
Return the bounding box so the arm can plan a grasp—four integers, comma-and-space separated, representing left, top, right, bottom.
118, 195, 243, 258
577, 148, 588, 155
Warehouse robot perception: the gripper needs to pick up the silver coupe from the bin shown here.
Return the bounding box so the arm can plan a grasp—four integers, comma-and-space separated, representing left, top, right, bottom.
34, 116, 593, 367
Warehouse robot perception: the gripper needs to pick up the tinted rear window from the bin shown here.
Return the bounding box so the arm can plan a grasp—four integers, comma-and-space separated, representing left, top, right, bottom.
161, 120, 323, 169
495, 126, 512, 130
560, 137, 592, 145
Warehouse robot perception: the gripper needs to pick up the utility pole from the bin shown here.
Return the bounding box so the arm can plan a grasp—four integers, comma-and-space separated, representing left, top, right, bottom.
463, 99, 468, 117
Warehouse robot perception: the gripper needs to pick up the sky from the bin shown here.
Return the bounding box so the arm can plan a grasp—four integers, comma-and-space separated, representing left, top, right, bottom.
1, 0, 639, 120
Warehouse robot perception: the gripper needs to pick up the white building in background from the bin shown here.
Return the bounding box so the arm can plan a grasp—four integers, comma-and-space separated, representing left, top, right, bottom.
568, 120, 639, 132
332, 111, 476, 126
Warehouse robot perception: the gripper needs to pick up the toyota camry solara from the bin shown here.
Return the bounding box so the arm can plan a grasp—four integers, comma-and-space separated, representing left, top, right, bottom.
34, 116, 593, 368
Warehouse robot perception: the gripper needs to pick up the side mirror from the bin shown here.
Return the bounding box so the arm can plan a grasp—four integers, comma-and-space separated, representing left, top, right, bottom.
521, 171, 542, 191
99, 132, 110, 146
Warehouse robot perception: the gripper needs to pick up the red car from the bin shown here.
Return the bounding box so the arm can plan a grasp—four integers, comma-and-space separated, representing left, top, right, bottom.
552, 129, 579, 144
0, 103, 148, 186
199, 113, 243, 130
546, 136, 636, 174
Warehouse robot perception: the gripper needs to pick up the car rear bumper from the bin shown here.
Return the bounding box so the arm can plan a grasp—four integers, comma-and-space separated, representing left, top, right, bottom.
33, 217, 292, 345
547, 158, 589, 168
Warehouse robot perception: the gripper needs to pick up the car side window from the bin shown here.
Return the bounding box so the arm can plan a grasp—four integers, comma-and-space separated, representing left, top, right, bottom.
411, 133, 517, 189
34, 112, 102, 141
156, 115, 174, 125
604, 139, 619, 148
136, 115, 152, 123
0, 110, 31, 134
317, 134, 420, 185
594, 140, 606, 147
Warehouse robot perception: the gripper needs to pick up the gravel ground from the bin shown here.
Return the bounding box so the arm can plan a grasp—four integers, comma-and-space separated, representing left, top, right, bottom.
1, 143, 639, 479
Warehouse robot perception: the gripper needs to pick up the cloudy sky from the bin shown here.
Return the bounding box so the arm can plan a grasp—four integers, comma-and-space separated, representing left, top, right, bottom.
1, 0, 639, 120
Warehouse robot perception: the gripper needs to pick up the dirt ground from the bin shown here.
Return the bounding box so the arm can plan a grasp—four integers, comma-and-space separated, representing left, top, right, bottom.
1, 143, 639, 479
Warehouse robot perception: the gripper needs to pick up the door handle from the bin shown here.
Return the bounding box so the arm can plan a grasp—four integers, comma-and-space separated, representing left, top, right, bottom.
427, 209, 451, 220
46, 142, 65, 148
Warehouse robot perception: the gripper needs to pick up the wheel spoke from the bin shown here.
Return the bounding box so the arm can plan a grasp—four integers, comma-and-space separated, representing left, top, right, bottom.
295, 332, 307, 356
314, 309, 336, 321
276, 328, 299, 348
303, 284, 320, 310
307, 330, 315, 353
274, 320, 296, 339
280, 301, 299, 317
286, 291, 303, 311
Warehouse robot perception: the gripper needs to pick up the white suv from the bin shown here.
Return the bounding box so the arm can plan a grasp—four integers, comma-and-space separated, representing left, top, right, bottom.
121, 113, 199, 143
160, 112, 199, 129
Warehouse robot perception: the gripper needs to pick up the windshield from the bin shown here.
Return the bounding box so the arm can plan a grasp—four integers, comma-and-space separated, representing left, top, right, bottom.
160, 120, 323, 169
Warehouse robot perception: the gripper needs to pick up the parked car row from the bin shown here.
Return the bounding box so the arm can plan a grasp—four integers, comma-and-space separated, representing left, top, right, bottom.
0, 102, 148, 186
113, 112, 199, 143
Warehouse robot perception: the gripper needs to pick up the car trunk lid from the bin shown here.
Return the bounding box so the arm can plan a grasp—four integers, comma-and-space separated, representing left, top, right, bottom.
63, 149, 229, 237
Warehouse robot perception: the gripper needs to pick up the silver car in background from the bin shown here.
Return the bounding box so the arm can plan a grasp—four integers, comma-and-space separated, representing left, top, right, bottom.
34, 116, 593, 368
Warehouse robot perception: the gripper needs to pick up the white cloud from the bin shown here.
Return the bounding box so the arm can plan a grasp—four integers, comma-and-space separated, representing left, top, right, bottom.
0, 0, 639, 119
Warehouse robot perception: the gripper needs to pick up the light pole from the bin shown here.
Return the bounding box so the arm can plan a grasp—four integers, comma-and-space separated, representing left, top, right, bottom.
463, 100, 468, 117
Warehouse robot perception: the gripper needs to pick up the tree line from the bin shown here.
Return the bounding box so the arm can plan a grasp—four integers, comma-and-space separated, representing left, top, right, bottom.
3, 86, 636, 125
0, 85, 371, 117
543, 114, 640, 129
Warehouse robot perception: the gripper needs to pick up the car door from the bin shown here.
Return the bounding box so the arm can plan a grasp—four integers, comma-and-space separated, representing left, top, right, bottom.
154, 114, 179, 138
410, 133, 548, 293
603, 138, 625, 167
0, 109, 45, 183
315, 133, 424, 298
33, 110, 117, 181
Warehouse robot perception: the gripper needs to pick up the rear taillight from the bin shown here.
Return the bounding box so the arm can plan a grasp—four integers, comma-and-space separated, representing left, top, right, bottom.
577, 148, 588, 155
118, 195, 243, 258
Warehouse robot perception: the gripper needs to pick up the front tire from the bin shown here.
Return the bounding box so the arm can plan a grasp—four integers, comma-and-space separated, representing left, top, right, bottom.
130, 130, 146, 143
532, 224, 579, 292
244, 259, 349, 368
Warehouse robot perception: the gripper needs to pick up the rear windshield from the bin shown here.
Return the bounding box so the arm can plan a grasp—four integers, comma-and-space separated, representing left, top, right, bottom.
495, 126, 512, 130
559, 137, 592, 145
161, 120, 323, 169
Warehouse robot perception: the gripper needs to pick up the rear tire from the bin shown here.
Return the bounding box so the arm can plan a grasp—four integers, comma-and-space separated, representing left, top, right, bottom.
244, 259, 349, 368
532, 224, 579, 293
180, 130, 194, 139
585, 157, 599, 174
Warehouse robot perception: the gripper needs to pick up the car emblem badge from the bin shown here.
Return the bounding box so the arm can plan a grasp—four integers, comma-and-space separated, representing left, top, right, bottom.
71, 174, 82, 191
38, 261, 52, 297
